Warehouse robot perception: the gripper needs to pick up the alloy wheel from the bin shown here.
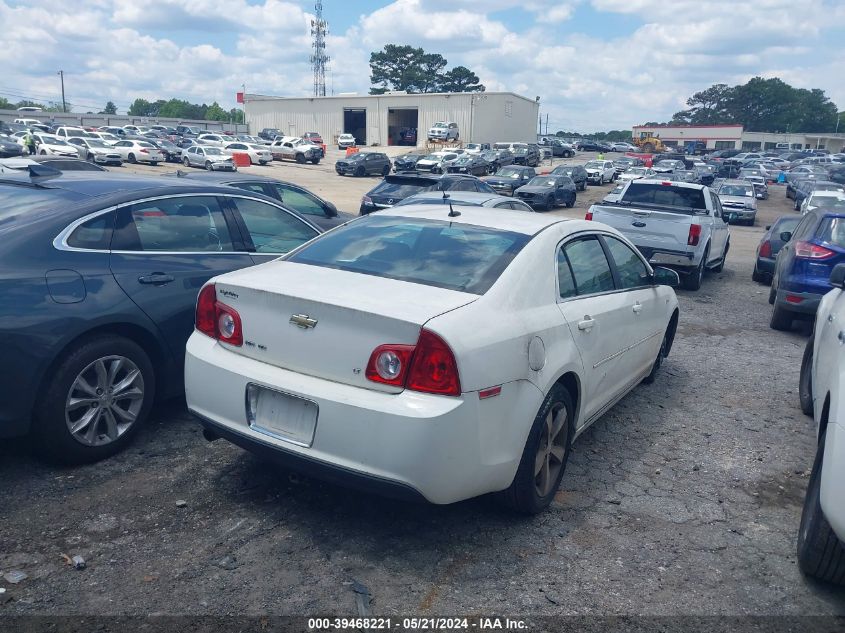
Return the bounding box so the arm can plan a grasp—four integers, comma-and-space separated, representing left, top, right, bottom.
64, 355, 145, 447
534, 403, 568, 497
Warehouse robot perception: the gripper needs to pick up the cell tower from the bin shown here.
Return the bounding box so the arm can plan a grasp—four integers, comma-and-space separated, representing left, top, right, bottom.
310, 2, 329, 97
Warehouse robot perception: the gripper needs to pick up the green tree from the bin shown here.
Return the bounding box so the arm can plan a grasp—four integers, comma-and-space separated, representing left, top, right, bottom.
101, 101, 117, 115
228, 108, 244, 124
128, 98, 154, 116
0, 97, 12, 109
204, 101, 229, 122
440, 66, 485, 93
672, 83, 734, 125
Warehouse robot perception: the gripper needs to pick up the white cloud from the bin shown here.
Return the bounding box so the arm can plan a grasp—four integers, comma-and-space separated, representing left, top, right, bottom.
0, 0, 841, 131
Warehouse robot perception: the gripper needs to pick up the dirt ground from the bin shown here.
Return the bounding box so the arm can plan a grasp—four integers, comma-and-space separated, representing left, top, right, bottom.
1, 150, 844, 618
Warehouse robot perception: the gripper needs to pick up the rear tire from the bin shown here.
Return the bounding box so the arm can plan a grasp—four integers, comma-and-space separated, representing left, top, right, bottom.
682, 250, 707, 290
797, 429, 845, 585
183, 157, 190, 167
128, 153, 137, 163
752, 267, 768, 284
498, 385, 573, 514
381, 165, 390, 177
295, 153, 306, 164
713, 241, 728, 273
769, 303, 793, 331
799, 338, 814, 416
31, 336, 155, 465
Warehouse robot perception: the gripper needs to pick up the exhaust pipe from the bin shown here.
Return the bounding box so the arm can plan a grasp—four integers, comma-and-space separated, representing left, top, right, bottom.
202, 428, 220, 442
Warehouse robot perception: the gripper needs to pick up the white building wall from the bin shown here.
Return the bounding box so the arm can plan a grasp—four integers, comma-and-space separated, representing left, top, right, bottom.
245, 92, 538, 146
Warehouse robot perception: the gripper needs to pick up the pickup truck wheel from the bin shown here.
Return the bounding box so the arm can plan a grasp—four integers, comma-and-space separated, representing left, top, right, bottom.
769, 303, 793, 331
295, 153, 306, 164
713, 241, 729, 273
682, 249, 707, 291
797, 429, 845, 585
799, 338, 814, 416
498, 384, 573, 514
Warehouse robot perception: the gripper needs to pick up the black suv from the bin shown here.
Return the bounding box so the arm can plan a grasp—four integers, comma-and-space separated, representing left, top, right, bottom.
259, 128, 282, 141
360, 173, 496, 215
394, 153, 425, 172
550, 164, 588, 191
336, 152, 392, 177
481, 166, 536, 195
513, 144, 541, 167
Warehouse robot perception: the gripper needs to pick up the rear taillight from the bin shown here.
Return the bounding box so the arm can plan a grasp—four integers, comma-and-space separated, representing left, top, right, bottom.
195, 284, 243, 346
140, 148, 148, 153
688, 224, 702, 246
794, 241, 835, 259
759, 240, 772, 258
362, 195, 373, 207
585, 211, 593, 221
365, 329, 461, 396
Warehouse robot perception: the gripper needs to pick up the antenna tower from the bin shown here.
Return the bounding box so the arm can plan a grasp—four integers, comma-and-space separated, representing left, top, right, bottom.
310, 2, 329, 97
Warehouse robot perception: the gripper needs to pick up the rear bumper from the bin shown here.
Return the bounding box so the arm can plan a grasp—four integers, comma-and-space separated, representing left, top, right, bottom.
185, 334, 541, 504
774, 289, 823, 315
821, 421, 845, 540
635, 246, 696, 270
755, 256, 776, 276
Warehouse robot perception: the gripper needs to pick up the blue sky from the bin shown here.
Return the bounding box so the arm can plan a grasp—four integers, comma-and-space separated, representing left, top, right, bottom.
2, 0, 843, 132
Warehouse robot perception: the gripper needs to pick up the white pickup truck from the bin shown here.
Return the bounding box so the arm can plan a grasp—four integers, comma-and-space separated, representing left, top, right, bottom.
587, 179, 730, 290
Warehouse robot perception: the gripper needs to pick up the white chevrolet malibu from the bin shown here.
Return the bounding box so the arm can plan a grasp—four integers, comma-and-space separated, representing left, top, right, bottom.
797, 262, 845, 584
185, 206, 681, 513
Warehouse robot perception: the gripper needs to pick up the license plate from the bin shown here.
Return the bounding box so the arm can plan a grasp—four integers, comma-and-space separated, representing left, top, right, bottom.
246, 384, 318, 447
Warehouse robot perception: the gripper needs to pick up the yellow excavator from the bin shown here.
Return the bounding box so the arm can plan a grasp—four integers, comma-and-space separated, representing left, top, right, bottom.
633, 133, 666, 153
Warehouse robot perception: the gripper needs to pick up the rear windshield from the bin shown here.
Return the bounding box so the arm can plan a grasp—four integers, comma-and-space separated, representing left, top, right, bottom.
288, 215, 530, 294
0, 184, 87, 225
620, 182, 707, 211
371, 179, 439, 197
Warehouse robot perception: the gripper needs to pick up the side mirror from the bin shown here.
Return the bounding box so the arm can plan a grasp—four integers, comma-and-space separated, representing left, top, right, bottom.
653, 267, 680, 288
780, 231, 792, 242
830, 263, 845, 289
324, 201, 338, 217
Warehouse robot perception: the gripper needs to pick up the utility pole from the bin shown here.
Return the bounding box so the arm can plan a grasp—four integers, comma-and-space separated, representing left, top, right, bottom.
310, 2, 330, 97
57, 70, 66, 113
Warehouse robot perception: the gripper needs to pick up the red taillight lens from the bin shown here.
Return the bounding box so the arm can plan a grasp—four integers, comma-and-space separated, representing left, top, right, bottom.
407, 329, 461, 396
688, 224, 702, 246
759, 240, 772, 258
365, 344, 415, 386
140, 148, 149, 153
585, 211, 593, 221
794, 241, 835, 259
194, 284, 243, 346
365, 329, 461, 396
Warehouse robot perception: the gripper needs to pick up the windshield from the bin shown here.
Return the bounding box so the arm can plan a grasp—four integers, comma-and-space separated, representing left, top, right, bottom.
87, 140, 110, 148
204, 147, 224, 155
288, 216, 530, 295
719, 184, 753, 197
527, 177, 558, 187
42, 136, 68, 145
496, 167, 523, 178
493, 143, 511, 150
432, 123, 447, 129
628, 168, 648, 175
585, 161, 604, 169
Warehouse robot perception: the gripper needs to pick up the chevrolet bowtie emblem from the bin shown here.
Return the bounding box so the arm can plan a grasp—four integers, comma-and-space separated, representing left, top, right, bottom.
290, 314, 318, 329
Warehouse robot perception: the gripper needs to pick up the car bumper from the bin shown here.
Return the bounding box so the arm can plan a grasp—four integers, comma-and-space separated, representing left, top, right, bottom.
722, 208, 756, 221
821, 421, 845, 540
586, 173, 603, 182
635, 246, 695, 270
755, 256, 776, 277
211, 163, 237, 171
488, 184, 515, 195
184, 334, 539, 504
774, 289, 823, 315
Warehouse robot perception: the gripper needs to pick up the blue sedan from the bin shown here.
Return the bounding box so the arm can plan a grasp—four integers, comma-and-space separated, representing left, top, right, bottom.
0, 170, 321, 463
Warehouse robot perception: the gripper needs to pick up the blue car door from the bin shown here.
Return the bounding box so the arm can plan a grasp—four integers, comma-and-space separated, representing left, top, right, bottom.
109, 194, 254, 373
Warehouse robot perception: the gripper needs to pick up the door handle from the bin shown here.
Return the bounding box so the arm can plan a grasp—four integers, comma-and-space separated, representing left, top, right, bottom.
577, 317, 596, 331
632, 302, 643, 314
138, 273, 175, 285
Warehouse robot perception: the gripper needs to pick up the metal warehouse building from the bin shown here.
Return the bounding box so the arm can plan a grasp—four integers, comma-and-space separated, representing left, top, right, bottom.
243, 91, 539, 147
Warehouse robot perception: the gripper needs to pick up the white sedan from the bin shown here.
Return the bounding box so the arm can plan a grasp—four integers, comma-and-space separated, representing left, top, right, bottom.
797, 262, 845, 584
224, 142, 273, 165
111, 139, 164, 164
185, 208, 681, 511
33, 134, 79, 157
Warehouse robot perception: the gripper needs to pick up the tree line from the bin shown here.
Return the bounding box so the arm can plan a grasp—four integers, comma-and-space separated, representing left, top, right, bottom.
667, 77, 841, 133
127, 98, 244, 123
369, 44, 485, 94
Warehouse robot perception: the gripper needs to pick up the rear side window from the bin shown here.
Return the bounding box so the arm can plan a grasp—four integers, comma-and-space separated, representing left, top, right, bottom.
229, 197, 318, 254
818, 217, 845, 248
563, 237, 615, 295
288, 216, 530, 295
603, 236, 650, 289
621, 182, 706, 211
67, 213, 113, 250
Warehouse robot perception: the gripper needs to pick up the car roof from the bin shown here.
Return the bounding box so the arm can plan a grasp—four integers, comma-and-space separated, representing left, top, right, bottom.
720, 179, 753, 185
402, 191, 506, 204
380, 204, 571, 235
176, 171, 294, 186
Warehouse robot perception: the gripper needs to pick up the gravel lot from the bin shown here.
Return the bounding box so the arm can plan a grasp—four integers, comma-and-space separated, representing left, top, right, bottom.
1, 149, 844, 617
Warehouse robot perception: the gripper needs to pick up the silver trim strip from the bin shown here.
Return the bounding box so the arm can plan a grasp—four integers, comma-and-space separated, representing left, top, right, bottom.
593, 330, 661, 369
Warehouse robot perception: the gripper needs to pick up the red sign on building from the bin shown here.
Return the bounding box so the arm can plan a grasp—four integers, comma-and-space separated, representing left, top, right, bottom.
236, 92, 244, 104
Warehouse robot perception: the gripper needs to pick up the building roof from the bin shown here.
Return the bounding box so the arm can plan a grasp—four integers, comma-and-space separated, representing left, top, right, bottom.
244, 91, 538, 106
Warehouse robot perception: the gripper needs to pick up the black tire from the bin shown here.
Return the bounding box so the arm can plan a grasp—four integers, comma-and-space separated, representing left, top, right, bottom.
86, 153, 95, 163
794, 199, 800, 212
565, 195, 575, 208
498, 384, 574, 514
546, 195, 555, 210
355, 166, 365, 177
205, 161, 213, 171
40, 149, 47, 155
643, 329, 669, 384
713, 240, 729, 273
751, 267, 769, 284
381, 165, 390, 177
295, 153, 306, 164
150, 162, 158, 166
183, 157, 190, 167
797, 429, 845, 585
311, 158, 320, 165
770, 302, 793, 331
128, 153, 136, 163
682, 249, 707, 291
799, 338, 814, 416
31, 336, 155, 465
